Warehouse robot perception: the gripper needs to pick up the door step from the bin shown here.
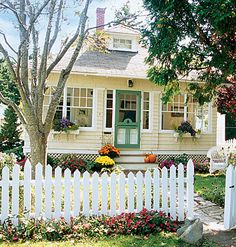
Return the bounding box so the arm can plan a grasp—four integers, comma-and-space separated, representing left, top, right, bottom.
117, 163, 158, 170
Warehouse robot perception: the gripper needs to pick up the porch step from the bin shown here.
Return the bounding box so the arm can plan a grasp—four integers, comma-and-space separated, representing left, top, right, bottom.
115, 153, 146, 163
117, 162, 158, 170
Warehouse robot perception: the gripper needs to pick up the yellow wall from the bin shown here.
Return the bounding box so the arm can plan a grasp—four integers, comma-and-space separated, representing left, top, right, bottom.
24, 73, 218, 154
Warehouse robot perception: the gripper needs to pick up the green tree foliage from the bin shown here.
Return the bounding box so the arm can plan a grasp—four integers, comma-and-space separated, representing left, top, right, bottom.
0, 60, 23, 159
142, 0, 236, 105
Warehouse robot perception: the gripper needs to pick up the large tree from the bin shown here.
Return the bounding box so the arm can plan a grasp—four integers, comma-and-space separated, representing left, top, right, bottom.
0, 0, 136, 169
142, 0, 236, 105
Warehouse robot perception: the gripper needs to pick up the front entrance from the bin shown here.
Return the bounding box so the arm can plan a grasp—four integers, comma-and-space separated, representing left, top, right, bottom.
114, 90, 141, 148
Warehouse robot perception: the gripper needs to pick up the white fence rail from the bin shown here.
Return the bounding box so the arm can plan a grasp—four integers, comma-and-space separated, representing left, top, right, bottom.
0, 159, 195, 225
224, 164, 236, 229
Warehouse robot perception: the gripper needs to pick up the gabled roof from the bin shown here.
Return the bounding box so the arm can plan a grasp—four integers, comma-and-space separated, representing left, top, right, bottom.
105, 24, 140, 36
53, 46, 149, 79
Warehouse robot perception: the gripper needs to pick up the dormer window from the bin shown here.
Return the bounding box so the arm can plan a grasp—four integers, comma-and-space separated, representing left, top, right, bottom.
113, 38, 132, 50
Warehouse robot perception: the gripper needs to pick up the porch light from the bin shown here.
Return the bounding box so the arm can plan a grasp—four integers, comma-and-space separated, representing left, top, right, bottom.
128, 79, 134, 87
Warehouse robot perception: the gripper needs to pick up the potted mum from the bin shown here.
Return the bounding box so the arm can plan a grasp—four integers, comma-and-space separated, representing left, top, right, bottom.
53, 117, 79, 132
98, 144, 120, 159
93, 155, 115, 172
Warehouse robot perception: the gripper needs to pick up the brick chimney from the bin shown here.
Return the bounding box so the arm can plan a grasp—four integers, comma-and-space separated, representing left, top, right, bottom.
96, 8, 106, 31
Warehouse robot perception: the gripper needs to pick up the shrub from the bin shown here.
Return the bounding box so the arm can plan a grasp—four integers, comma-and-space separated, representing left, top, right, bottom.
195, 160, 210, 173
0, 209, 179, 242
0, 152, 17, 178
98, 144, 120, 158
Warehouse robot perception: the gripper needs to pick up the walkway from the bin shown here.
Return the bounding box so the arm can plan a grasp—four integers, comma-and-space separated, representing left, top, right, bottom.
194, 194, 236, 246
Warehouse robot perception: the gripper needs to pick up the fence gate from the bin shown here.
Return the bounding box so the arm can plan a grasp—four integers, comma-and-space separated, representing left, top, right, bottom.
224, 165, 236, 229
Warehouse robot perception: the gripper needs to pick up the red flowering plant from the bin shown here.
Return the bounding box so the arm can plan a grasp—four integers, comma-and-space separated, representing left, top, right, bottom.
0, 209, 179, 242
98, 144, 120, 159
60, 154, 93, 173
102, 208, 178, 235
194, 160, 210, 173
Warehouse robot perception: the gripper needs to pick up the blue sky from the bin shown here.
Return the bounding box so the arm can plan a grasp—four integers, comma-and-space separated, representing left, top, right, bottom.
0, 0, 144, 55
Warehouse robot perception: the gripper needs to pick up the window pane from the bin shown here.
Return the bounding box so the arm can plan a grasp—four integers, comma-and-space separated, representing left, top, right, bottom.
143, 111, 149, 129
74, 97, 80, 107
80, 97, 86, 107
67, 88, 73, 96
106, 109, 113, 128
87, 89, 93, 97
144, 102, 149, 110
74, 88, 80, 97
87, 98, 93, 107
69, 108, 92, 127
106, 99, 112, 108
81, 88, 86, 97
162, 112, 183, 130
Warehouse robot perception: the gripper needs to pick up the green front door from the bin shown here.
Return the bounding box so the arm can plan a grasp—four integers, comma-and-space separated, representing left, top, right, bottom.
114, 90, 141, 148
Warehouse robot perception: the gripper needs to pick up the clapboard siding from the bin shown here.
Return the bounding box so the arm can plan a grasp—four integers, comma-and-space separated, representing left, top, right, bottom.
23, 73, 218, 154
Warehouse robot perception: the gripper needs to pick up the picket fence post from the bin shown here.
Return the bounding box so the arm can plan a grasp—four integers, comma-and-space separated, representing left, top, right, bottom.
186, 159, 194, 219
162, 167, 168, 214
136, 171, 143, 212
64, 169, 71, 223
224, 165, 236, 229
54, 166, 62, 219
170, 165, 176, 220
91, 172, 99, 216
1, 166, 9, 223
12, 164, 20, 225
178, 164, 185, 221
24, 160, 31, 218
35, 163, 43, 218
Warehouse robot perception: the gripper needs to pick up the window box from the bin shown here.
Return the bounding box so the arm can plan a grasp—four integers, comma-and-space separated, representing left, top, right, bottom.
51, 129, 80, 140
173, 132, 201, 142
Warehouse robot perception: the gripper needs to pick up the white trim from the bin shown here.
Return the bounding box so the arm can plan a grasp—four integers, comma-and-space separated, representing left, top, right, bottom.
141, 91, 152, 133
159, 94, 212, 134
103, 89, 114, 132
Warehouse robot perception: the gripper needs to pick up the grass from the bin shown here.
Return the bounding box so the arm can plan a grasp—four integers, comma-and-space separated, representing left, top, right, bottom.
0, 232, 218, 247
194, 173, 226, 207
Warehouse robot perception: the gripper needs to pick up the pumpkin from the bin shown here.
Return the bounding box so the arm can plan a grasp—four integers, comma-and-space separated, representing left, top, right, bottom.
144, 156, 150, 163
148, 154, 157, 163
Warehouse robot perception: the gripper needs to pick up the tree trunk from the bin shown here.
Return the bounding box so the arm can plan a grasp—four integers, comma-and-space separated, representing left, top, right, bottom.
29, 130, 49, 176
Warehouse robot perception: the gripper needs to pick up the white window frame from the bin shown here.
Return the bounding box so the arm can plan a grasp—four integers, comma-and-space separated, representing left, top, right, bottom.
44, 86, 96, 131
141, 91, 153, 133
104, 89, 115, 132
159, 94, 212, 134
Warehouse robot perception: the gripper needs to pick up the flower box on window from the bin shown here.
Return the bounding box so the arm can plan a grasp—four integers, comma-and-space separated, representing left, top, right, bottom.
173, 132, 201, 142
51, 129, 80, 139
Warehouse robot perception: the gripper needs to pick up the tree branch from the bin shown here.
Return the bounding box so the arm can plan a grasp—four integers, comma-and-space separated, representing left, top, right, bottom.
0, 92, 26, 125
48, 0, 63, 53
0, 31, 17, 54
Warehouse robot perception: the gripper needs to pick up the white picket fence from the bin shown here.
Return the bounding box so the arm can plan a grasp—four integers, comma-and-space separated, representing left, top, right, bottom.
0, 159, 195, 225
224, 164, 236, 229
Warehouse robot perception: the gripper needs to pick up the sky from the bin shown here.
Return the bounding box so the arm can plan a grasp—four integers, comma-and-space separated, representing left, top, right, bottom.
0, 0, 144, 56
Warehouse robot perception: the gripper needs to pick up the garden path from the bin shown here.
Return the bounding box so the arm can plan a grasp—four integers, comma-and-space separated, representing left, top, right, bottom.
194, 194, 236, 246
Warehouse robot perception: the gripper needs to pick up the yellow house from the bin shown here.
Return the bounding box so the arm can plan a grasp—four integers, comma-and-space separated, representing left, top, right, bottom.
23, 24, 219, 167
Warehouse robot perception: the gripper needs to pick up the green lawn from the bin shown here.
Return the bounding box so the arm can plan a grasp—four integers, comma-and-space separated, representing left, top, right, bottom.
194, 173, 226, 207
0, 233, 218, 247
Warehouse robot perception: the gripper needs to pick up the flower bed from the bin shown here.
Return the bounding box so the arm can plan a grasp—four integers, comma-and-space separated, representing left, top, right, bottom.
0, 209, 178, 242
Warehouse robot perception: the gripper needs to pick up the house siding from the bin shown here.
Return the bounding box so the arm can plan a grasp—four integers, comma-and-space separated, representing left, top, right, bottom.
23, 73, 217, 155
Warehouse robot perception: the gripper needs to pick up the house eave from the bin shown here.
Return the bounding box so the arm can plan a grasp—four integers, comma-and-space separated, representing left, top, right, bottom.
51, 69, 203, 83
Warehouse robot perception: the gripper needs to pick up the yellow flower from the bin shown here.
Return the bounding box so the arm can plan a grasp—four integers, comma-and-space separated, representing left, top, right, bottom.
95, 156, 115, 166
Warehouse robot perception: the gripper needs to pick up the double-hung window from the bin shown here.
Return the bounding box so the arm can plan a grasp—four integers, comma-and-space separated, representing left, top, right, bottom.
161, 94, 210, 132
43, 87, 94, 128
